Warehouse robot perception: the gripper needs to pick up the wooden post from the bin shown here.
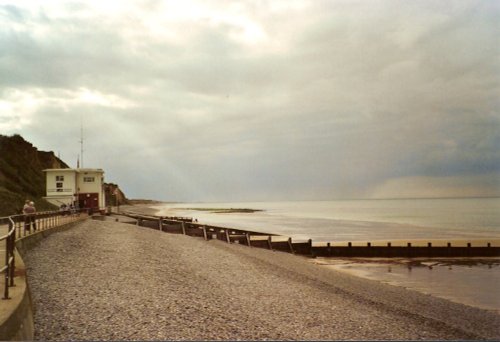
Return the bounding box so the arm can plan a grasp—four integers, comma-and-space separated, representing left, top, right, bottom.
267, 236, 273, 250
428, 242, 432, 247
387, 242, 391, 247
246, 233, 251, 247
158, 217, 163, 231
181, 222, 186, 235
367, 242, 371, 247
308, 239, 313, 256
487, 242, 491, 247
203, 226, 208, 241
225, 230, 230, 243
288, 237, 295, 254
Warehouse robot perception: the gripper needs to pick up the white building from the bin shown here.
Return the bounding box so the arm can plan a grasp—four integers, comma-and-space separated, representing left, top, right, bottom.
43, 168, 105, 211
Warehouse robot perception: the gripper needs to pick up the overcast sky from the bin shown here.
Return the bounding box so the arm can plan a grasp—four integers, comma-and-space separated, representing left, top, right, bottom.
1, 0, 499, 202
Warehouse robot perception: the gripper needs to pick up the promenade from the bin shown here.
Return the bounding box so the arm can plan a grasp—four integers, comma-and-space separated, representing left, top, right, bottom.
24, 219, 500, 340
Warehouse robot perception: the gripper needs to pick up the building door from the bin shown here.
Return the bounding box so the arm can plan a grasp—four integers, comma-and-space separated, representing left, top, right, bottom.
78, 193, 99, 211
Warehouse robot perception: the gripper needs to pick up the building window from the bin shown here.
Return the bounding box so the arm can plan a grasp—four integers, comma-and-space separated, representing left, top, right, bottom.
56, 175, 64, 182
56, 182, 63, 192
83, 177, 95, 183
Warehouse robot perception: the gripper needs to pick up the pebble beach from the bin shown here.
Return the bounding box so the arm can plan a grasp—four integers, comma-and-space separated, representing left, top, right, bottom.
24, 219, 500, 340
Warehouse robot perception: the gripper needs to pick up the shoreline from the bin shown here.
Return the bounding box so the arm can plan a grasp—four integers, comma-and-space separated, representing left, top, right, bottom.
124, 203, 500, 246
313, 257, 500, 313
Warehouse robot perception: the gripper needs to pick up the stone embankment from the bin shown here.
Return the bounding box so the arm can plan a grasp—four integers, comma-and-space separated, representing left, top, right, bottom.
24, 219, 500, 340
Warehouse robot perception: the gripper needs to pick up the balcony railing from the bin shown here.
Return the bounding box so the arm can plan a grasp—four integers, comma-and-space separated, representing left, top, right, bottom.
47, 188, 74, 193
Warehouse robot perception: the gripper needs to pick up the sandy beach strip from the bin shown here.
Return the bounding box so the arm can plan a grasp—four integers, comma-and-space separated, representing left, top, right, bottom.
24, 219, 499, 340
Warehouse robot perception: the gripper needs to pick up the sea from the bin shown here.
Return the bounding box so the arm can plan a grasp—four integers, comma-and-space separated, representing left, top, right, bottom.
154, 198, 500, 312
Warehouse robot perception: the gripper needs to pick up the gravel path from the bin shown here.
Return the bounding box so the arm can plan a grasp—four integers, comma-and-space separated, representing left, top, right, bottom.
24, 220, 500, 340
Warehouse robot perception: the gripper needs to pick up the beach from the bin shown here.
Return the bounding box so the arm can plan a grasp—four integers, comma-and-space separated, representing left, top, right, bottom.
151, 199, 500, 312
24, 218, 499, 340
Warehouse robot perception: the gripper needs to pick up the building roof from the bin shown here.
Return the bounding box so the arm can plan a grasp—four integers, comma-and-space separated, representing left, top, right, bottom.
43, 168, 104, 173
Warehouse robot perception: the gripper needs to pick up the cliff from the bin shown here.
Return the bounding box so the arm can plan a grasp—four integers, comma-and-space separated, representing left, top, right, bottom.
104, 183, 129, 207
0, 134, 71, 215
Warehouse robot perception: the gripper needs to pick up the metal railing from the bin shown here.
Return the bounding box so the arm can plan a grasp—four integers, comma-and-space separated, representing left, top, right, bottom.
1, 209, 89, 300
0, 217, 15, 300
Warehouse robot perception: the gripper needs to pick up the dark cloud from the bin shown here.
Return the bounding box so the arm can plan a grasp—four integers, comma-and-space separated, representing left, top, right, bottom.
1, 1, 499, 201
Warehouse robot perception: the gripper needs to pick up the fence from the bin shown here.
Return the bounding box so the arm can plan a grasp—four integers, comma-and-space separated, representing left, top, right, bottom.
0, 209, 89, 300
120, 211, 500, 259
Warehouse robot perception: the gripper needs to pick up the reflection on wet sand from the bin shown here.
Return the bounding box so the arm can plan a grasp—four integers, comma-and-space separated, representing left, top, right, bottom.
315, 257, 500, 313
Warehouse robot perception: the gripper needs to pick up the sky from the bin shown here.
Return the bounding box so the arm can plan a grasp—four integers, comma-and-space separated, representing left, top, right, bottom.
0, 0, 499, 202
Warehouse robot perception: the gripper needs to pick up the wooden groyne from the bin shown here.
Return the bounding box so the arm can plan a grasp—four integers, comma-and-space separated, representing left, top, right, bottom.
119, 212, 500, 258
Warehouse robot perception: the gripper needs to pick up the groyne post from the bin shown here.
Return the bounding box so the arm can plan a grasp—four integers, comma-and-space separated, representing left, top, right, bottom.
202, 226, 208, 241
267, 236, 273, 250
158, 217, 163, 231
246, 233, 251, 247
289, 237, 295, 254
181, 222, 186, 235
225, 230, 230, 243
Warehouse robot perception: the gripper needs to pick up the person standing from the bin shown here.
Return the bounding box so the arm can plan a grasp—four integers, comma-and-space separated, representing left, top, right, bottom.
23, 200, 37, 232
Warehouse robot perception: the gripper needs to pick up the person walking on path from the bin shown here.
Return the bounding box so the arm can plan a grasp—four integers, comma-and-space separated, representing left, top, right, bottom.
23, 200, 37, 232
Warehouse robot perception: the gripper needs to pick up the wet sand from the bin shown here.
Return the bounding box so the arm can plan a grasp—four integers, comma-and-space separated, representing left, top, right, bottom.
314, 257, 500, 313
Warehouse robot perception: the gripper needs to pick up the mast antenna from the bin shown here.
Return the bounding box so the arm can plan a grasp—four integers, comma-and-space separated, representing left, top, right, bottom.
79, 117, 84, 168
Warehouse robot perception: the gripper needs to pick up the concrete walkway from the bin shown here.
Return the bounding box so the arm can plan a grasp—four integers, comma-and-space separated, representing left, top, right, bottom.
24, 219, 500, 340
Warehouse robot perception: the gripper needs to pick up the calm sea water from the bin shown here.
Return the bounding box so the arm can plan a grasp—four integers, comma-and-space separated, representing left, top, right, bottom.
154, 198, 500, 312
155, 198, 500, 242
